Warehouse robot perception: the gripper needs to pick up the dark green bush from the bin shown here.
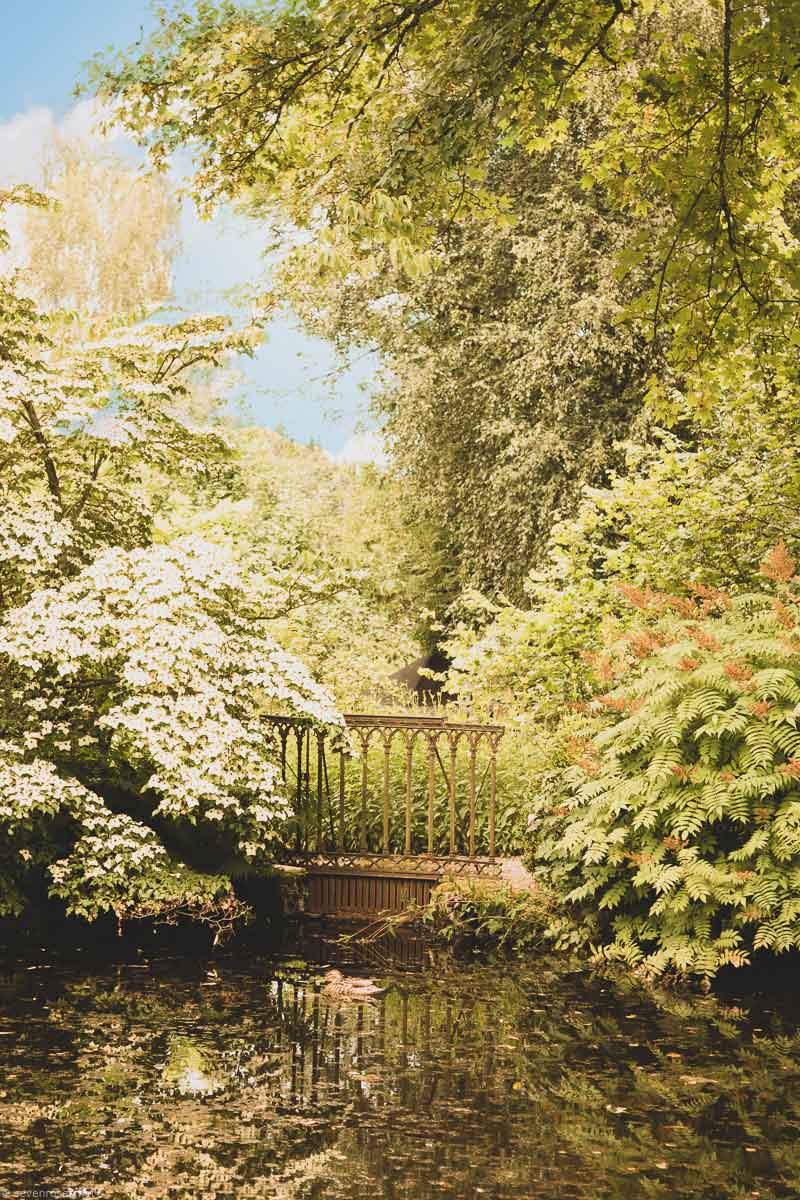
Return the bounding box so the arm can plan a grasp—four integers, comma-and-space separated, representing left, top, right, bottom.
422, 878, 553, 954
531, 545, 800, 978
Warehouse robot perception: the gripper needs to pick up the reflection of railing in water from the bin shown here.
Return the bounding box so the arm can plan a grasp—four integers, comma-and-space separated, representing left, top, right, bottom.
269, 976, 499, 1106
289, 928, 434, 970
266, 713, 505, 861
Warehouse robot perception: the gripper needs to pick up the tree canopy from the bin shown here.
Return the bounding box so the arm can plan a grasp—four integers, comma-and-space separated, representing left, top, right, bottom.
93, 0, 800, 392
288, 131, 665, 597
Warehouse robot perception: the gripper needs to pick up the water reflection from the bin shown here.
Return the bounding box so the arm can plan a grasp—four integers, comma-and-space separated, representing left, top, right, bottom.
0, 935, 798, 1198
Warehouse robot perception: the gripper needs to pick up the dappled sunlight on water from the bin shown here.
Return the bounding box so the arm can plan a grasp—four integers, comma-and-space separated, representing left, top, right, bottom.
0, 934, 799, 1198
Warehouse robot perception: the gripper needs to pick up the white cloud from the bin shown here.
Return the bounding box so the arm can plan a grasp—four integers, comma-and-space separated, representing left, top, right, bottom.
0, 106, 57, 184
60, 98, 124, 146
332, 430, 388, 467
0, 99, 125, 187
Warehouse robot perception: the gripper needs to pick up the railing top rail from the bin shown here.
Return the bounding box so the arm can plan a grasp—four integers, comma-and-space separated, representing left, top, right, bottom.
346, 712, 505, 734
343, 712, 444, 729
264, 712, 504, 735
431, 719, 505, 734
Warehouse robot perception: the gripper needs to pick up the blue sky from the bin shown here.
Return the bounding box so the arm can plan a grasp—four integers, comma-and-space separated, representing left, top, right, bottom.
1, 1, 381, 458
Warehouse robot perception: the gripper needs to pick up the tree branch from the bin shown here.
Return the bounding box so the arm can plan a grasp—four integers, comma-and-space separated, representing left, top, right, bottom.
20, 399, 63, 510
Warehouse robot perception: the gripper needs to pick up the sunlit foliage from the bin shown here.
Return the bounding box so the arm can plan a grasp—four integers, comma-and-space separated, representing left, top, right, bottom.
529, 548, 800, 977
0, 186, 340, 930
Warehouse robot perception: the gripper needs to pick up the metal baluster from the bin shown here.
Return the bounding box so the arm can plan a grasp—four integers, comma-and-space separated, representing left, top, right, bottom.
295, 727, 303, 850
316, 732, 323, 851
382, 733, 392, 854
338, 748, 346, 850
404, 732, 414, 854
427, 735, 436, 855
489, 734, 498, 861
279, 724, 288, 784
448, 733, 458, 856
305, 729, 310, 836
360, 734, 369, 851
468, 734, 478, 858
322, 741, 335, 846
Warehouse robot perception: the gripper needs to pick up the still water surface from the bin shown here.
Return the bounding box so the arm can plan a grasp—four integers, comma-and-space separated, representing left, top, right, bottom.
1, 932, 799, 1199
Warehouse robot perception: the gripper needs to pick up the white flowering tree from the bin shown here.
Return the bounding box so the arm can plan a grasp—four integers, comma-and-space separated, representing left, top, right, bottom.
0, 187, 341, 933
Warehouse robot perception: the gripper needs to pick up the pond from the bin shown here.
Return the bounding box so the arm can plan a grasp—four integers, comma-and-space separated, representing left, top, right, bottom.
1, 930, 799, 1200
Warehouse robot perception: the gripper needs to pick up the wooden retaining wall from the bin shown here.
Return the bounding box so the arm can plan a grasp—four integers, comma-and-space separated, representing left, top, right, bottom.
305, 868, 438, 918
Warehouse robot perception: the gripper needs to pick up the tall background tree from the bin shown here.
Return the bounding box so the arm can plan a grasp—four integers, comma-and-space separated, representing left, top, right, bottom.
96, 0, 796, 605
22, 138, 179, 324
287, 131, 668, 599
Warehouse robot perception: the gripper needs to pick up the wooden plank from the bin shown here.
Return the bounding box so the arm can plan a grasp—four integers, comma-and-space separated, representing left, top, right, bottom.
304, 869, 438, 917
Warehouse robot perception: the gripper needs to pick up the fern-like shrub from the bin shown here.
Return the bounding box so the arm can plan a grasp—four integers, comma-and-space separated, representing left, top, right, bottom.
423, 878, 553, 955
531, 543, 800, 978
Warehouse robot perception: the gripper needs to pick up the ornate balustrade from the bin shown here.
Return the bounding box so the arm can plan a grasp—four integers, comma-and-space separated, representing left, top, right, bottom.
265, 712, 505, 863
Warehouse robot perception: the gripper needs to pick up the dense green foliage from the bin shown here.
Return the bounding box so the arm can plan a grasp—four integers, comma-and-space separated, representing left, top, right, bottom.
421, 878, 552, 954
0, 179, 345, 932
160, 423, 426, 707
446, 406, 800, 723
444, 409, 800, 972
289, 134, 662, 598
4, 0, 800, 978
529, 547, 800, 976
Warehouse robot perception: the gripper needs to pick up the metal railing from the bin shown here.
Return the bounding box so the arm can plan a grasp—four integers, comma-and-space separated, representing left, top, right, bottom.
265, 712, 505, 860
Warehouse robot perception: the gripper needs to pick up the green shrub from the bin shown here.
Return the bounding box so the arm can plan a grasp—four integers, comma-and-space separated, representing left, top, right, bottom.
422, 878, 553, 954
531, 543, 800, 978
